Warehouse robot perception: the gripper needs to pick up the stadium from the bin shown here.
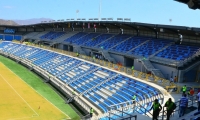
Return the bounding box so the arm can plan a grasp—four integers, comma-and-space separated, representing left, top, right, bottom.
0, 1, 200, 120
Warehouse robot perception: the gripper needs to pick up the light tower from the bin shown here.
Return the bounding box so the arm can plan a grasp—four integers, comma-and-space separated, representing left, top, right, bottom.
99, 0, 101, 21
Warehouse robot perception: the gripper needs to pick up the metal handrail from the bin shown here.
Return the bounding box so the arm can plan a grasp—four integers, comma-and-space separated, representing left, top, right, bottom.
160, 95, 198, 120
107, 100, 153, 119
79, 74, 119, 96
109, 109, 137, 120
67, 66, 100, 85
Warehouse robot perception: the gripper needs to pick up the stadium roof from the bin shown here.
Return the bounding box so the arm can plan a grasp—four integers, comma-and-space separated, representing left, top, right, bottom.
1, 21, 200, 36
175, 0, 200, 9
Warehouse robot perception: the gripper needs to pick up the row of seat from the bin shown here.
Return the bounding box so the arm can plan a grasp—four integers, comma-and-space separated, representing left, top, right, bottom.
96, 34, 131, 50
36, 31, 200, 61
40, 31, 65, 40
0, 42, 163, 117
84, 74, 159, 113
0, 42, 10, 49
73, 33, 100, 45
155, 44, 200, 61
83, 34, 114, 47
64, 32, 88, 43
40, 55, 70, 70
111, 37, 148, 53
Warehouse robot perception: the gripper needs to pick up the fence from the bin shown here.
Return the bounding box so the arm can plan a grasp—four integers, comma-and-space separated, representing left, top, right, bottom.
107, 100, 151, 120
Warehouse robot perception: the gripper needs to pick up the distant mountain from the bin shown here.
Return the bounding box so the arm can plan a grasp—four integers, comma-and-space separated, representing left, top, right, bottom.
14, 18, 53, 25
0, 19, 18, 26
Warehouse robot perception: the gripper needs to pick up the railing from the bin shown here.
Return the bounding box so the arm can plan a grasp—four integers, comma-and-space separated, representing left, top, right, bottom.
106, 94, 198, 120
177, 50, 200, 67
11, 41, 190, 94
55, 61, 84, 77
67, 66, 100, 84
74, 97, 91, 114
150, 49, 200, 68
109, 109, 137, 120
46, 57, 74, 71
160, 95, 198, 120
107, 100, 152, 120
80, 74, 119, 96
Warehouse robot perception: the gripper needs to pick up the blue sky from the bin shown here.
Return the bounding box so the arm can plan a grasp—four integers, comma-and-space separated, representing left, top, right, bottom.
0, 0, 199, 27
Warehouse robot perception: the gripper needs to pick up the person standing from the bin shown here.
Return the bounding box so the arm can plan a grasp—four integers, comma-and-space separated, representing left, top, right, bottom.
72, 89, 76, 97
90, 107, 94, 118
179, 94, 188, 117
182, 85, 187, 95
170, 76, 174, 83
131, 66, 134, 70
179, 34, 183, 44
197, 91, 200, 111
190, 88, 194, 96
132, 95, 136, 104
188, 88, 195, 99
164, 98, 176, 120
174, 76, 177, 83
76, 52, 79, 57
150, 99, 162, 120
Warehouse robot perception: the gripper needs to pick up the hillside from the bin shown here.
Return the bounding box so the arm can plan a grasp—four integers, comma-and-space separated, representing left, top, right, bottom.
14, 18, 53, 25
0, 19, 18, 26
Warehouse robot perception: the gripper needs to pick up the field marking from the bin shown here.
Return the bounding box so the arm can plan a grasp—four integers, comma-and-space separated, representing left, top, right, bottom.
0, 73, 39, 118
7, 116, 38, 120
0, 63, 71, 119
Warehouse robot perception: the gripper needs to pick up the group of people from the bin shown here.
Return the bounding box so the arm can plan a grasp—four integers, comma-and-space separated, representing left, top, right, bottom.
170, 76, 178, 83
131, 85, 200, 120
182, 85, 196, 98
173, 85, 200, 119
134, 88, 200, 120
150, 98, 176, 120
183, 86, 200, 112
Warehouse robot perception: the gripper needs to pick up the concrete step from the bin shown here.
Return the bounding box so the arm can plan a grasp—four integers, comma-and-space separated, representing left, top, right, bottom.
141, 60, 165, 79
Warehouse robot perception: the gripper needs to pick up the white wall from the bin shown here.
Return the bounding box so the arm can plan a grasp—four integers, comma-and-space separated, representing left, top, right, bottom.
109, 53, 125, 65
152, 62, 178, 80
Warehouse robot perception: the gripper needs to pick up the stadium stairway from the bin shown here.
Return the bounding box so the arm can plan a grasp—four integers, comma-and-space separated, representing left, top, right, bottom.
31, 31, 50, 40
180, 56, 200, 69
140, 59, 166, 79
74, 45, 87, 55
23, 32, 40, 40
101, 50, 116, 63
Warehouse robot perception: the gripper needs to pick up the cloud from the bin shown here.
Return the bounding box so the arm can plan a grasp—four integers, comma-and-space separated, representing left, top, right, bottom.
3, 6, 13, 9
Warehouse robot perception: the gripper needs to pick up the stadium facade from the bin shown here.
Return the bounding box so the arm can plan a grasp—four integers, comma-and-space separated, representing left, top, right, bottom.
0, 20, 200, 83
0, 20, 200, 119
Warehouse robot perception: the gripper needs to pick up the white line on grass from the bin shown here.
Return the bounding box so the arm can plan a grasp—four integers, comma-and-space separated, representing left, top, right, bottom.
1, 63, 71, 119
7, 116, 38, 120
0, 73, 39, 117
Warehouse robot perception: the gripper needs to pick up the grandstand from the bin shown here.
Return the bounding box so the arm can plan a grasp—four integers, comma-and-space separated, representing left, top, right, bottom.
0, 20, 200, 120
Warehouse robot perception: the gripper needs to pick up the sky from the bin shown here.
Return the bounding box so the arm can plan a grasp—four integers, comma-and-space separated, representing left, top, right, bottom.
0, 0, 200, 27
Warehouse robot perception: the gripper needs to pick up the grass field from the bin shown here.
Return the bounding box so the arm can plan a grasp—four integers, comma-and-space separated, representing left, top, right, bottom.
0, 55, 80, 120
